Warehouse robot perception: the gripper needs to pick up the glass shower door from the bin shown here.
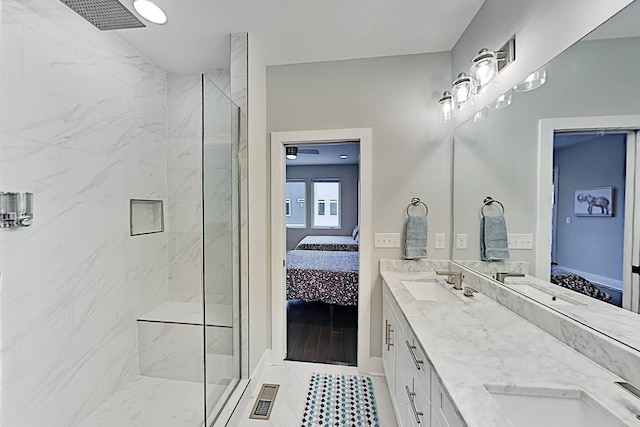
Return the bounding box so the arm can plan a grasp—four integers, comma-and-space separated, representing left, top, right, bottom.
202, 75, 241, 423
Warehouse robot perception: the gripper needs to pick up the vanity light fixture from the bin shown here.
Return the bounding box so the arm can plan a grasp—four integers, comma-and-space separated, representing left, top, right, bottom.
490, 90, 513, 110
339, 154, 348, 159
470, 49, 499, 91
470, 38, 516, 92
514, 69, 547, 92
438, 91, 454, 121
133, 0, 167, 25
451, 73, 475, 108
286, 146, 298, 160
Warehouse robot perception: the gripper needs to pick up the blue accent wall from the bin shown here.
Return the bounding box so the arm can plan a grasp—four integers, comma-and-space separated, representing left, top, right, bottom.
554, 133, 626, 285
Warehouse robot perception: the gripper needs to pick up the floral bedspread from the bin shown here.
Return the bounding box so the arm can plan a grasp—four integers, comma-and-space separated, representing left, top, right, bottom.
295, 235, 359, 252
286, 250, 359, 306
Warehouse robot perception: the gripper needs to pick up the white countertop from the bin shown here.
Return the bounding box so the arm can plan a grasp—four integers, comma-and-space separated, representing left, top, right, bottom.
381, 269, 640, 427
499, 273, 640, 352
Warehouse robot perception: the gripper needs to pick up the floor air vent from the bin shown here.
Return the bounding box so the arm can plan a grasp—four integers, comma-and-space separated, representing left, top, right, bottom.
249, 384, 280, 420
59, 0, 146, 30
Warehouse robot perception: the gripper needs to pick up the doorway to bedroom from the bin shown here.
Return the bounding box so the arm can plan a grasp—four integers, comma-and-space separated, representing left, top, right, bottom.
284, 142, 360, 365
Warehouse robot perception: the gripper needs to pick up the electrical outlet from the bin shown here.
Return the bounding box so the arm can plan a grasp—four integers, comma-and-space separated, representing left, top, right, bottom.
374, 233, 401, 248
456, 233, 468, 249
434, 233, 446, 249
508, 233, 534, 250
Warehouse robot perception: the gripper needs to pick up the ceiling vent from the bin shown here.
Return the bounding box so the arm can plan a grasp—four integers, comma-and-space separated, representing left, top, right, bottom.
59, 0, 146, 31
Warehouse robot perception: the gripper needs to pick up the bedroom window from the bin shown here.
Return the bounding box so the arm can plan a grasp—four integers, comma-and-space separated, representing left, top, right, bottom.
286, 180, 306, 228
313, 179, 341, 228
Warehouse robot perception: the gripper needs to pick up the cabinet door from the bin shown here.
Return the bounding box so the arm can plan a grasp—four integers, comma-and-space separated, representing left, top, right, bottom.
382, 299, 396, 391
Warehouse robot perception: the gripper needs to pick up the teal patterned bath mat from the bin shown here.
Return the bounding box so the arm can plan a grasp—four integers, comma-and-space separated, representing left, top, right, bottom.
301, 373, 380, 427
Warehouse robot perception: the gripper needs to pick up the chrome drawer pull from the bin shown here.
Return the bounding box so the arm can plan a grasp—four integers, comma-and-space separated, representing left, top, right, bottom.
405, 385, 424, 424
386, 321, 394, 351
406, 340, 424, 370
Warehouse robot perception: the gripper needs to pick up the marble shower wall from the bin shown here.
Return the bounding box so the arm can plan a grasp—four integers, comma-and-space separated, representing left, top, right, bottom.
167, 73, 205, 302
0, 1, 168, 426
166, 71, 234, 305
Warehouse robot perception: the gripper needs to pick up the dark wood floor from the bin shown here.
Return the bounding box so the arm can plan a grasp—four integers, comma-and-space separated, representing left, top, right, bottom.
286, 300, 357, 366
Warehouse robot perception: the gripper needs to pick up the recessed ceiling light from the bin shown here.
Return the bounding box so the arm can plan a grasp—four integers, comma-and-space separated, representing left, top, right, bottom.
133, 0, 167, 25
340, 155, 348, 159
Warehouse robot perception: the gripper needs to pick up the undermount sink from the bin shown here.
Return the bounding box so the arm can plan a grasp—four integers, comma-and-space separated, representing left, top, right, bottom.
485, 385, 626, 427
504, 283, 573, 306
402, 280, 460, 303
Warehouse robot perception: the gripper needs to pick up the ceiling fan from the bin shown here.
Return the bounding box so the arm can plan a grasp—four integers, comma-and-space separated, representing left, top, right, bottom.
286, 146, 319, 159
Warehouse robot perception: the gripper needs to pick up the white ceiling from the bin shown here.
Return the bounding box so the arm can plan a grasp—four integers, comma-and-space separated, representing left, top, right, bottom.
115, 0, 486, 72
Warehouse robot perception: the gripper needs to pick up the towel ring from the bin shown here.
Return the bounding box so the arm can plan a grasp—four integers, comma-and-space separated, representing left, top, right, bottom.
407, 197, 429, 217
481, 196, 505, 217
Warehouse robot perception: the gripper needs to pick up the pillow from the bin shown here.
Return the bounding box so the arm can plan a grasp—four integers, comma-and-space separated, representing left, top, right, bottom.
352, 225, 359, 239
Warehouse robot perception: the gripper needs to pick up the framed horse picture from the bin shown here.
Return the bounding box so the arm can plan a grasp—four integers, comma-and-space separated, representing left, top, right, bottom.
574, 186, 613, 217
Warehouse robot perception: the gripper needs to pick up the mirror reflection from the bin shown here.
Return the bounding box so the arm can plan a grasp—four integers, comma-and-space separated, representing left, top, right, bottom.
452, 1, 640, 350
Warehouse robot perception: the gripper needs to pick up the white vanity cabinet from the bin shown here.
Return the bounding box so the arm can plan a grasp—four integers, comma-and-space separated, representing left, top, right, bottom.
383, 286, 466, 427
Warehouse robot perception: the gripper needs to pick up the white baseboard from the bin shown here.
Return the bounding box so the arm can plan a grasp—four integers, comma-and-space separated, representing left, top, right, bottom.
359, 356, 384, 376
555, 265, 623, 290
248, 349, 272, 396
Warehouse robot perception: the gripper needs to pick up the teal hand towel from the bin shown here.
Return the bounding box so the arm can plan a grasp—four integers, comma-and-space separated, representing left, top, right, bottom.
481, 215, 509, 261
404, 215, 428, 259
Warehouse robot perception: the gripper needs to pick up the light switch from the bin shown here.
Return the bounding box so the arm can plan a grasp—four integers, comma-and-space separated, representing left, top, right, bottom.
507, 234, 534, 250
456, 234, 468, 249
566, 217, 571, 224
435, 233, 446, 249
374, 233, 401, 248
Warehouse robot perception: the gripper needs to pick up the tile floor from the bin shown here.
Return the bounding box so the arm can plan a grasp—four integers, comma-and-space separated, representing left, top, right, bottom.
227, 361, 398, 426
77, 376, 228, 427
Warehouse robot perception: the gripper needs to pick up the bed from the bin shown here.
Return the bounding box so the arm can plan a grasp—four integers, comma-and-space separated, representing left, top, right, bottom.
286, 250, 359, 306
550, 266, 611, 302
294, 235, 359, 252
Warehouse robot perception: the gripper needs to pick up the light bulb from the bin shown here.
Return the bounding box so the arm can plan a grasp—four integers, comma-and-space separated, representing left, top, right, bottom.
470, 49, 498, 92
438, 91, 454, 121
451, 73, 475, 108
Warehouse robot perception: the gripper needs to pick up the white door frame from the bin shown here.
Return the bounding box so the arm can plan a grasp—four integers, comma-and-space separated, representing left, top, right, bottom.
270, 128, 376, 372
537, 115, 640, 312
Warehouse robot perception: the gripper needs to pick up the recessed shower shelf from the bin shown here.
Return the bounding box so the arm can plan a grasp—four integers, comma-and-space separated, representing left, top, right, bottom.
130, 199, 164, 236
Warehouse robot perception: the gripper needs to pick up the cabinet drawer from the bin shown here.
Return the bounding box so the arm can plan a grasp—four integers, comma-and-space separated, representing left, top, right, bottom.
431, 374, 464, 427
404, 335, 431, 398
404, 377, 430, 426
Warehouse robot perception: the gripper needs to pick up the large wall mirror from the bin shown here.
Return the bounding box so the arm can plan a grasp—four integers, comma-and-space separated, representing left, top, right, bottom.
452, 1, 640, 353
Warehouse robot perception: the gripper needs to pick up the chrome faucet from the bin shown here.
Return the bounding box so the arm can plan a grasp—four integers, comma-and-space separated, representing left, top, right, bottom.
495, 272, 525, 284
435, 271, 464, 290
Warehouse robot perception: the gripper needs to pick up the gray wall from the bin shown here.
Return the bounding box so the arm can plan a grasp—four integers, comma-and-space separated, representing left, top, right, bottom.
554, 134, 626, 282
286, 165, 359, 250
453, 37, 640, 266
267, 52, 452, 358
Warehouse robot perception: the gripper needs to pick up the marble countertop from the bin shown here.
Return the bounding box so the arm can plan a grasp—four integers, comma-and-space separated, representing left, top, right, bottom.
498, 273, 640, 352
380, 269, 640, 427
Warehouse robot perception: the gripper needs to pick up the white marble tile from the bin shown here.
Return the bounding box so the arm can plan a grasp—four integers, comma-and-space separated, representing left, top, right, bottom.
76, 376, 206, 427
169, 262, 202, 299
138, 321, 205, 383
0, 2, 169, 425
167, 73, 202, 138
205, 68, 231, 98
139, 301, 232, 327
168, 169, 202, 201
167, 138, 202, 170
168, 232, 203, 264
229, 361, 397, 427
167, 200, 203, 233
